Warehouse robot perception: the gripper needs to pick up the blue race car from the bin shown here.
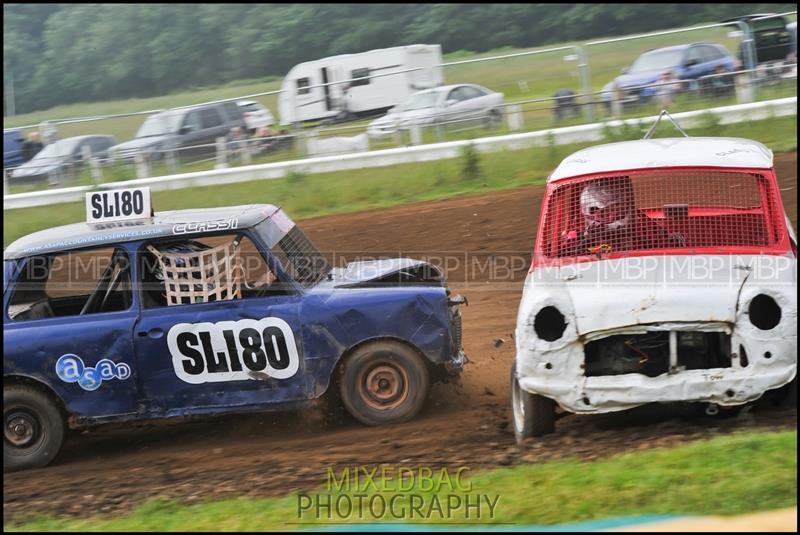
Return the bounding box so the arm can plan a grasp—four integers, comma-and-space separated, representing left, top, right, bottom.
601, 43, 738, 109
3, 189, 466, 471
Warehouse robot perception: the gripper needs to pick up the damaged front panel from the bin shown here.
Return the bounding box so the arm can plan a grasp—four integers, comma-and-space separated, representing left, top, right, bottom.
516, 254, 797, 413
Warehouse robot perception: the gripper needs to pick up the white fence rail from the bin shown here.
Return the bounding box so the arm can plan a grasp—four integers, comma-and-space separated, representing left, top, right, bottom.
4, 96, 796, 211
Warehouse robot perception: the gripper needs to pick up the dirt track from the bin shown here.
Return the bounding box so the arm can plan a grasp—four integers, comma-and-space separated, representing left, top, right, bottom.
3, 153, 797, 523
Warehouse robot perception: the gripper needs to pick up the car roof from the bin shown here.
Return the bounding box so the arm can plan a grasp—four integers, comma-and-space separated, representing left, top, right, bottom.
53, 135, 112, 144
4, 204, 281, 261
548, 137, 773, 182
723, 13, 780, 22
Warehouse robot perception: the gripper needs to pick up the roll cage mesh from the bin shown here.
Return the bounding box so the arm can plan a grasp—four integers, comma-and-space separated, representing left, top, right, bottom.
540, 169, 782, 259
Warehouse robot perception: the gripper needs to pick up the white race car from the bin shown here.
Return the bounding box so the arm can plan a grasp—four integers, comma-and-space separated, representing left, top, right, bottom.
511, 133, 797, 441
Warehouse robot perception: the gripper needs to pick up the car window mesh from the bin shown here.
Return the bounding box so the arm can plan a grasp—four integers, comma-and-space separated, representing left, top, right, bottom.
274, 226, 330, 287
147, 238, 242, 305
541, 170, 777, 258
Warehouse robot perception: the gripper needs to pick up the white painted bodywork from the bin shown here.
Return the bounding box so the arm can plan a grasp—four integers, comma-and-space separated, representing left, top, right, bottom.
279, 44, 443, 124
548, 137, 773, 182
515, 253, 797, 413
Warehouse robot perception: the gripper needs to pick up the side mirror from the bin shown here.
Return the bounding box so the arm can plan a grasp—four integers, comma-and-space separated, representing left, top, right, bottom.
621, 66, 629, 74
179, 126, 191, 135
685, 59, 699, 68
445, 99, 457, 107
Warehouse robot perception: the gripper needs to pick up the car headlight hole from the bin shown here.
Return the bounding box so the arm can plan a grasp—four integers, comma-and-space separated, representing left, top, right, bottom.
534, 306, 567, 342
748, 294, 781, 330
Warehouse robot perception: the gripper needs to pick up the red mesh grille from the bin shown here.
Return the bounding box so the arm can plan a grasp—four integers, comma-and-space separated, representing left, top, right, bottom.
541, 170, 778, 258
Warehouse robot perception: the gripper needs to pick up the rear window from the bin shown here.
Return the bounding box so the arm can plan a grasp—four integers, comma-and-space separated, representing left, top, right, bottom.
540, 170, 781, 258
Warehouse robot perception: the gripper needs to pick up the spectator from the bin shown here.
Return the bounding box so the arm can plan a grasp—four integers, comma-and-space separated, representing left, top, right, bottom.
253, 125, 277, 154
708, 65, 734, 98
227, 126, 245, 158
654, 71, 681, 108
21, 131, 44, 162
553, 89, 578, 122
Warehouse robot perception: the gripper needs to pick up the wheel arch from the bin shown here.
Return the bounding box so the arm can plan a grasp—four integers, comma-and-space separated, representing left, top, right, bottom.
4, 374, 70, 422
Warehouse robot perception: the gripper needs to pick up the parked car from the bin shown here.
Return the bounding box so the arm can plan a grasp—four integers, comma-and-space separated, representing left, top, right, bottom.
3, 129, 26, 169
9, 135, 116, 184
367, 84, 504, 137
601, 43, 737, 109
3, 190, 467, 470
109, 101, 246, 162
723, 14, 793, 65
237, 100, 275, 134
511, 133, 796, 442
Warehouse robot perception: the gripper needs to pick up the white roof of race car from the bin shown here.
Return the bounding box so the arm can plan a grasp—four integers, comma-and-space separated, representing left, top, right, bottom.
549, 137, 774, 182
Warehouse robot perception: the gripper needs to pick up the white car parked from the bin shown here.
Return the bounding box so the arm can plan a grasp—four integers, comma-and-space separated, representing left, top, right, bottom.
236, 100, 275, 133
511, 134, 797, 441
367, 84, 504, 138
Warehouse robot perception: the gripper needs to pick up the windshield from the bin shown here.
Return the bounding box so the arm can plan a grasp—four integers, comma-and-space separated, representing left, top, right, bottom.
136, 112, 182, 138
254, 212, 331, 288
399, 91, 439, 111
32, 139, 81, 160
628, 49, 685, 74
751, 17, 785, 31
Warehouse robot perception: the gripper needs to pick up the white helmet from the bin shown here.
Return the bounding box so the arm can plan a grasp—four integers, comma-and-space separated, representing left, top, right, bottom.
579, 178, 633, 230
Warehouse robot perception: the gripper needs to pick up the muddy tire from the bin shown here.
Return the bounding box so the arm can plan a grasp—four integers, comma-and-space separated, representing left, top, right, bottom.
339, 341, 430, 426
511, 362, 556, 443
4, 385, 65, 472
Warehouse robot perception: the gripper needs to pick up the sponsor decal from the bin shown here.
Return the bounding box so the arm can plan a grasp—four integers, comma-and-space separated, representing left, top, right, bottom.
55, 354, 131, 391
172, 218, 239, 235
167, 317, 299, 384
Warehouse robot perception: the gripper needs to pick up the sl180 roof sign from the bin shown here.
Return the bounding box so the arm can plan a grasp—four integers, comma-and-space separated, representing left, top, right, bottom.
85, 187, 152, 224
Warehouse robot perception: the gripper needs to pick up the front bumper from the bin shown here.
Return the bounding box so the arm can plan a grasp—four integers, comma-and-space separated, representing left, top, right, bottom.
518, 365, 796, 413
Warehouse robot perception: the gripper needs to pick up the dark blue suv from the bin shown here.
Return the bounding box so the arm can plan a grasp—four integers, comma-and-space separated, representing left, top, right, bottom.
602, 43, 738, 108
3, 203, 466, 471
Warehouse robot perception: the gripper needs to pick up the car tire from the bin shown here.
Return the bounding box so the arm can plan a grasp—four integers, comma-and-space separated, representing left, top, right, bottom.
339, 341, 430, 426
511, 362, 556, 443
4, 385, 65, 472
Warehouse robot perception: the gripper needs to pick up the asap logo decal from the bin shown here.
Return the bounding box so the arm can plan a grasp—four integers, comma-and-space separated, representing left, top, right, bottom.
167, 318, 300, 384
55, 354, 131, 391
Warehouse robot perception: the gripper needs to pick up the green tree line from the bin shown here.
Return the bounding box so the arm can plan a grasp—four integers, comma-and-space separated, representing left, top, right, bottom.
3, 3, 794, 115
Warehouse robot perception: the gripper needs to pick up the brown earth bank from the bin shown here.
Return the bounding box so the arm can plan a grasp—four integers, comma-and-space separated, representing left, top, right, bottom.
3, 153, 797, 524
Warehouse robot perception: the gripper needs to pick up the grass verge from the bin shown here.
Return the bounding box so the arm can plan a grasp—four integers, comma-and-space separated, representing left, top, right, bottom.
7, 429, 797, 531
4, 113, 797, 247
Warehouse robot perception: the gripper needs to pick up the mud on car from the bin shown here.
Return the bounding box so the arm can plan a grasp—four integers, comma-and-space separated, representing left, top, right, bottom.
511, 133, 797, 441
3, 189, 466, 471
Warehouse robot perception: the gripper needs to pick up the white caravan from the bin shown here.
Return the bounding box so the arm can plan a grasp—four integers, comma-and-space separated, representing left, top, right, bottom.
278, 44, 443, 125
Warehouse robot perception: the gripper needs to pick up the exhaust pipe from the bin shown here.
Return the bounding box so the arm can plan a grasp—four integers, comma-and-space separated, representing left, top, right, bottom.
705, 403, 720, 416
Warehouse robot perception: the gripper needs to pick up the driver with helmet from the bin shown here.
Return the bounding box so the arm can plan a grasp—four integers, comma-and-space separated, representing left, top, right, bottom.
559, 176, 684, 256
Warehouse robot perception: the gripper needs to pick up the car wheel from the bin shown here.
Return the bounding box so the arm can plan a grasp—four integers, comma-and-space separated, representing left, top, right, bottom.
4, 385, 65, 472
339, 341, 430, 426
510, 362, 555, 443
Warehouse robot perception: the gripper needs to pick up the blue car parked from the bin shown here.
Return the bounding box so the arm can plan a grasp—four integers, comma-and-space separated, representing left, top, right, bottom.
3, 129, 26, 169
602, 43, 738, 109
3, 195, 466, 471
